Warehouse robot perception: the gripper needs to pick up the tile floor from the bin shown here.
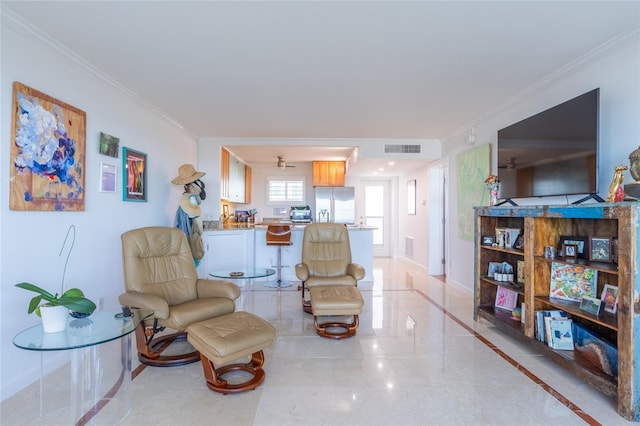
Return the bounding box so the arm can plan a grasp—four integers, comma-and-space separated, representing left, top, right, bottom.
1, 258, 634, 425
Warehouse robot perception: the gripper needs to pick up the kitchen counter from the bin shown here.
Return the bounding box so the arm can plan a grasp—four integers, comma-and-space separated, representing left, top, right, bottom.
205, 223, 375, 231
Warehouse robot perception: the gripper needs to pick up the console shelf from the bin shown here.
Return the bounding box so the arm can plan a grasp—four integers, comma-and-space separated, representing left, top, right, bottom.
474, 203, 640, 421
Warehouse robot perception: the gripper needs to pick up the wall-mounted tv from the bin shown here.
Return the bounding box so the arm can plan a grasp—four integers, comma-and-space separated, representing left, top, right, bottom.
497, 88, 599, 200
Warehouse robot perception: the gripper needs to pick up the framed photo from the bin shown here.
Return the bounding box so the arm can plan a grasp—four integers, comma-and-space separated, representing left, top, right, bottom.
601, 284, 619, 314
99, 162, 117, 193
495, 286, 518, 311
99, 132, 119, 158
549, 262, 597, 302
516, 260, 525, 284
590, 236, 612, 262
558, 236, 588, 259
562, 243, 578, 259
407, 180, 416, 215
122, 147, 147, 202
10, 82, 86, 211
579, 296, 604, 316
487, 261, 502, 278
504, 228, 522, 249
495, 227, 507, 248
481, 235, 495, 246
222, 204, 229, 218
513, 234, 525, 250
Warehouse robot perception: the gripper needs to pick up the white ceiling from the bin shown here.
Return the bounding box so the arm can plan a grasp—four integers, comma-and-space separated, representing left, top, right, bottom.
3, 1, 639, 176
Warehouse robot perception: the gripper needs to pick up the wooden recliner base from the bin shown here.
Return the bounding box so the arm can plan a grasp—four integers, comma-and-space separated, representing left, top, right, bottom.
198, 350, 266, 394
314, 315, 359, 339
134, 322, 200, 367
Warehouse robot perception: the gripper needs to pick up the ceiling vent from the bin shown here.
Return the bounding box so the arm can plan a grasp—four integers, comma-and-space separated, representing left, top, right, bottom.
384, 144, 421, 154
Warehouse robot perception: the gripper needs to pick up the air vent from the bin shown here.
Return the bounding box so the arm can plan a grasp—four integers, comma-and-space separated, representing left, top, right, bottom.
385, 144, 421, 154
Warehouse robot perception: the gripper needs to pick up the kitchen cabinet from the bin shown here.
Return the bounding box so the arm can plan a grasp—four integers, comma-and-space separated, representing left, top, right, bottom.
312, 161, 345, 187
220, 148, 250, 203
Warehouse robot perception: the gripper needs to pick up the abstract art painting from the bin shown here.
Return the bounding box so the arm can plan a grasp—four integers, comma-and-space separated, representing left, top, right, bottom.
10, 82, 86, 211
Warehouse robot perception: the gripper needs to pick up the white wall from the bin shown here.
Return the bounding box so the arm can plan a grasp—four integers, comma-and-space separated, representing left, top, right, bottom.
443, 37, 640, 292
0, 18, 198, 400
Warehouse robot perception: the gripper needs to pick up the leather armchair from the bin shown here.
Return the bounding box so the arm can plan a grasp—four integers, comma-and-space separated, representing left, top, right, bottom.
119, 226, 240, 366
295, 223, 365, 312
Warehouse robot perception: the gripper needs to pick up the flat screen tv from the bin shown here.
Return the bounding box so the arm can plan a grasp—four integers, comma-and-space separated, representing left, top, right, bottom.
497, 88, 599, 200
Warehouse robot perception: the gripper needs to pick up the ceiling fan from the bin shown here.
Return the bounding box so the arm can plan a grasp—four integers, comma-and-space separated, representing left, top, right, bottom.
276, 155, 296, 169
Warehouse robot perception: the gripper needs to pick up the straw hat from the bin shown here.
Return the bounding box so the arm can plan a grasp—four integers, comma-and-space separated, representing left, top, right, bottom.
180, 193, 202, 218
171, 164, 205, 185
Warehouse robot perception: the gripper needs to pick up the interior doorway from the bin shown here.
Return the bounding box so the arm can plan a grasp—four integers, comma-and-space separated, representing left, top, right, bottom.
362, 180, 391, 257
427, 163, 446, 276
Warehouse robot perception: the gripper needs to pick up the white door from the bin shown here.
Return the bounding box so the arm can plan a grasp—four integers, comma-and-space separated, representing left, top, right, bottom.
363, 180, 391, 257
428, 163, 446, 275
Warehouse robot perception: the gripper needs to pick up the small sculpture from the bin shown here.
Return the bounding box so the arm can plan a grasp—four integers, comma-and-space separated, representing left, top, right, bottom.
624, 147, 640, 200
606, 165, 627, 202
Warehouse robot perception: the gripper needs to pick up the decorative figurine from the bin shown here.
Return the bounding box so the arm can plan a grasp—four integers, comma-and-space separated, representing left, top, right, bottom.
625, 146, 640, 200
606, 165, 627, 202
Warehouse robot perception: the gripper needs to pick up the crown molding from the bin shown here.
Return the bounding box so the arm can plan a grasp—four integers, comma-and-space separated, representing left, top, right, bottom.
1, 5, 197, 140
449, 24, 640, 141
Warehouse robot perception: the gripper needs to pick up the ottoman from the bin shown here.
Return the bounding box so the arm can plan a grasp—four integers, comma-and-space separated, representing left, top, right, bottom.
309, 285, 364, 339
186, 311, 276, 394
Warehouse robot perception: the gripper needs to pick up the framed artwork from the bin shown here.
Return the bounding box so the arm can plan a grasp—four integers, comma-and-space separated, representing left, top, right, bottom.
516, 260, 525, 284
504, 228, 521, 249
99, 162, 117, 193
579, 296, 604, 316
487, 261, 502, 277
495, 286, 518, 311
590, 237, 612, 262
549, 262, 597, 302
562, 243, 578, 259
495, 227, 507, 248
407, 180, 416, 215
122, 147, 147, 202
601, 284, 619, 314
481, 235, 495, 246
99, 132, 119, 158
10, 82, 86, 211
558, 235, 588, 259
513, 234, 525, 250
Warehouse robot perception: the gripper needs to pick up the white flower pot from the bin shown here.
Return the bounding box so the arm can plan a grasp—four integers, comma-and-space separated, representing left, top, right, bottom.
40, 305, 69, 333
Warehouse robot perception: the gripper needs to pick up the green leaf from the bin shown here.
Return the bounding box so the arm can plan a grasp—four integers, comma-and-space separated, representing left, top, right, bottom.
58, 296, 96, 314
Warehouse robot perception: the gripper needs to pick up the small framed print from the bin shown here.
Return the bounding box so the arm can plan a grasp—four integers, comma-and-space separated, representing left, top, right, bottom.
562, 243, 578, 259
601, 284, 619, 314
580, 296, 604, 316
559, 235, 588, 259
122, 147, 147, 202
99, 162, 117, 193
590, 236, 612, 262
482, 235, 495, 246
516, 260, 525, 284
495, 228, 507, 248
513, 234, 524, 250
495, 286, 518, 311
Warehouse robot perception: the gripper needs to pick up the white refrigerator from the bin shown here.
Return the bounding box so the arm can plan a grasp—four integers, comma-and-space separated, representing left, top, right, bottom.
315, 186, 355, 224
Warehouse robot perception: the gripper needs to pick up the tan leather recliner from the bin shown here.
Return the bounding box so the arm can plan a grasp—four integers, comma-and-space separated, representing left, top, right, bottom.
295, 223, 366, 313
119, 226, 240, 366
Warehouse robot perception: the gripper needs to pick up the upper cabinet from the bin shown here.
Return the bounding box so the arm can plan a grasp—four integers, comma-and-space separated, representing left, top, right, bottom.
221, 148, 251, 203
312, 161, 345, 187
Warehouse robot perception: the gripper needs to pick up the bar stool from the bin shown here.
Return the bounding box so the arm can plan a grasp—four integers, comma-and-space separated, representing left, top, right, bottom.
265, 225, 293, 288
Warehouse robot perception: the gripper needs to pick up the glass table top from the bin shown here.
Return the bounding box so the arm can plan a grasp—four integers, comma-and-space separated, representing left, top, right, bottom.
210, 268, 276, 279
13, 309, 152, 351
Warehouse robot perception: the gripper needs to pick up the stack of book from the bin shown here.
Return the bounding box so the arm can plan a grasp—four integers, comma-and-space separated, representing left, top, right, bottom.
535, 310, 574, 350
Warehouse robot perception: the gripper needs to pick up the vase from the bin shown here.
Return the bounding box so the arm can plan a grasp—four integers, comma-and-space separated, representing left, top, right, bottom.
489, 187, 499, 206
40, 305, 69, 333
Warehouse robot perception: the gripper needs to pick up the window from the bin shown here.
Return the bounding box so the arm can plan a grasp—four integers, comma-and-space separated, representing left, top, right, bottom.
267, 177, 305, 204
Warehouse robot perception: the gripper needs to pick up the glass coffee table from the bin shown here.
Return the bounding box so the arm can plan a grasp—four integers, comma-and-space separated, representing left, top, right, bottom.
210, 267, 276, 280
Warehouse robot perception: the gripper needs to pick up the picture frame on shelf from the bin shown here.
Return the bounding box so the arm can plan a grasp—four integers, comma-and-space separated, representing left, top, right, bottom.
562, 243, 578, 259
516, 260, 525, 284
481, 235, 495, 246
495, 227, 507, 248
579, 295, 604, 316
601, 284, 619, 314
558, 235, 588, 259
487, 262, 502, 278
512, 234, 525, 250
549, 262, 597, 302
495, 286, 518, 311
590, 236, 612, 262
504, 228, 522, 249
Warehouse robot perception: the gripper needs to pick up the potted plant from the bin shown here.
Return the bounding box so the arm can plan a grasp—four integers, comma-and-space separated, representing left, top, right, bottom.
15, 225, 96, 332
